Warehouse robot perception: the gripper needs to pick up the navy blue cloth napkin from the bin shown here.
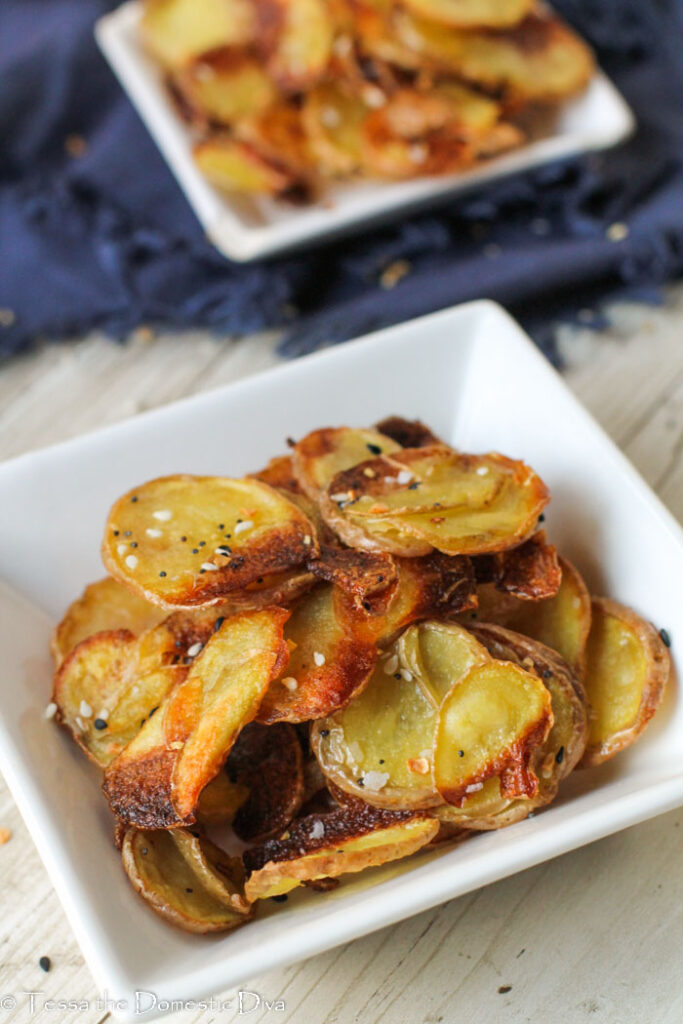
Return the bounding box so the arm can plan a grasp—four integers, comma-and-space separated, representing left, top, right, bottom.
1, 0, 682, 361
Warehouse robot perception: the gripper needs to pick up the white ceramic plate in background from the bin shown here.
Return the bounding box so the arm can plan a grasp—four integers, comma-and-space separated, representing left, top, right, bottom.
0, 301, 680, 1022
95, 2, 635, 261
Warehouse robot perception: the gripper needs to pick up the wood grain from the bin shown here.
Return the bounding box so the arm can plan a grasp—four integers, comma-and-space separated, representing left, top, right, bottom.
0, 284, 682, 1024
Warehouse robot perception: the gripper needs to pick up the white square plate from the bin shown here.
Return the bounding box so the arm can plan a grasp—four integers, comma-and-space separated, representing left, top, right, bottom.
95, 2, 634, 261
0, 301, 681, 1022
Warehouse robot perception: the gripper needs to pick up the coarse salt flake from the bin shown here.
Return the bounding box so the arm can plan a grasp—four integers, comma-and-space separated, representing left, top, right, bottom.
153, 509, 172, 521
313, 651, 326, 667
146, 528, 163, 538
234, 520, 254, 534
465, 782, 484, 794
397, 470, 413, 485
476, 466, 489, 476
125, 554, 138, 570
310, 820, 325, 840
362, 771, 390, 791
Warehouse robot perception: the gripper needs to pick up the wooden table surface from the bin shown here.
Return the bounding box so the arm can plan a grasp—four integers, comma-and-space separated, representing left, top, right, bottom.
1, 286, 682, 1024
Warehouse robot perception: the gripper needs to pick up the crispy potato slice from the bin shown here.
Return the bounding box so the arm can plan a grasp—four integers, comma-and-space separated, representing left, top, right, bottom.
140, 0, 256, 68
434, 660, 553, 806
173, 49, 276, 126
243, 805, 438, 900
194, 137, 297, 195
225, 723, 304, 841
51, 577, 166, 667
307, 543, 397, 601
397, 621, 490, 702
374, 416, 445, 449
580, 598, 671, 768
311, 622, 488, 808
255, 0, 334, 91
103, 608, 289, 827
257, 583, 377, 723
196, 772, 249, 825
393, 7, 595, 104
235, 102, 314, 179
102, 475, 316, 608
466, 556, 591, 672
53, 616, 193, 767
327, 448, 549, 556
473, 531, 561, 601
302, 82, 369, 176
401, 0, 534, 28
122, 828, 251, 933
292, 426, 401, 504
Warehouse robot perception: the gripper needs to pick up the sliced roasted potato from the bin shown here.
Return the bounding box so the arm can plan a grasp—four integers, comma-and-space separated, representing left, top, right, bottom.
374, 416, 445, 449
398, 620, 490, 702
401, 0, 534, 28
580, 598, 671, 768
307, 543, 397, 601
51, 577, 166, 667
292, 426, 401, 504
194, 137, 297, 195
326, 448, 549, 557
122, 828, 252, 933
256, 0, 334, 91
102, 475, 316, 608
257, 583, 377, 723
302, 82, 369, 176
235, 102, 314, 179
173, 49, 276, 126
434, 660, 553, 806
473, 531, 561, 601
103, 608, 289, 827
225, 723, 304, 842
140, 0, 256, 68
243, 805, 438, 900
196, 772, 249, 825
467, 556, 591, 672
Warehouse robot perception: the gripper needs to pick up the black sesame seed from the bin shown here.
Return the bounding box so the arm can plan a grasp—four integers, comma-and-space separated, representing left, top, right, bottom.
172, 654, 180, 664
379, 759, 385, 765
498, 985, 512, 995
149, 706, 158, 717
113, 530, 119, 536
286, 437, 296, 448
124, 530, 131, 537
363, 601, 372, 611
141, 848, 148, 856
131, 496, 138, 503
199, 540, 206, 547
130, 541, 138, 548
257, 577, 264, 584
237, 518, 243, 524
377, 575, 384, 582
159, 571, 167, 577
357, 777, 365, 786
39, 957, 51, 973
660, 628, 672, 648
320, 729, 330, 738
218, 524, 225, 530
94, 718, 107, 731
192, 548, 199, 554
543, 669, 552, 679
555, 746, 565, 764
408, 482, 420, 490
225, 533, 232, 539
185, 888, 193, 894
394, 673, 401, 680
199, 568, 206, 574
175, 640, 183, 648
180, 535, 187, 542
214, 617, 225, 632
458, 750, 465, 757
271, 893, 288, 903
538, 513, 546, 523
367, 443, 382, 455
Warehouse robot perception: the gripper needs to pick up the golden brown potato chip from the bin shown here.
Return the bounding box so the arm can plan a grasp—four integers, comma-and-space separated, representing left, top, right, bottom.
103, 608, 289, 827
235, 102, 314, 179
472, 530, 561, 601
194, 137, 297, 195
257, 583, 377, 723
172, 48, 276, 126
122, 828, 251, 933
373, 416, 445, 449
292, 426, 401, 504
102, 475, 316, 608
225, 722, 304, 841
307, 543, 397, 601
140, 0, 256, 69
254, 0, 334, 91
51, 577, 167, 667
326, 448, 549, 557
243, 805, 438, 900
401, 0, 534, 28
580, 598, 671, 768
196, 772, 249, 825
302, 82, 369, 176
434, 659, 553, 806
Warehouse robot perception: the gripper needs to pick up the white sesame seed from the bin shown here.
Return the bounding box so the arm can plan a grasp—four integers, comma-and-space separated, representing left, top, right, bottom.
282, 677, 298, 691
79, 700, 93, 718
465, 782, 484, 794
329, 493, 350, 503
201, 562, 218, 571
214, 546, 231, 556
44, 702, 58, 720
117, 544, 128, 557
169, 740, 184, 750
187, 642, 203, 657
401, 669, 413, 682
476, 466, 489, 476
96, 708, 110, 721
313, 651, 326, 667
125, 554, 138, 570
303, 535, 312, 545
397, 469, 413, 485
153, 509, 172, 521
383, 655, 399, 675
146, 527, 163, 538
234, 520, 254, 534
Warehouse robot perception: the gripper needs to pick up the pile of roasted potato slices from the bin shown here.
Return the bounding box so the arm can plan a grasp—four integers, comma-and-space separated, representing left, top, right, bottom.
51, 417, 671, 932
139, 0, 595, 198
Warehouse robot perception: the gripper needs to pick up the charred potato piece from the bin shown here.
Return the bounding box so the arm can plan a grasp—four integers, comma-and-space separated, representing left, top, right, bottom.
434, 660, 553, 806
292, 426, 401, 504
401, 0, 534, 28
243, 805, 438, 900
51, 577, 166, 667
122, 828, 251, 933
196, 772, 249, 825
173, 49, 276, 126
102, 475, 316, 608
374, 416, 445, 449
194, 137, 298, 195
393, 7, 595, 105
580, 598, 671, 768
226, 723, 304, 842
257, 583, 377, 723
235, 102, 314, 179
140, 0, 256, 68
307, 543, 397, 602
103, 608, 289, 827
327, 448, 549, 557
473, 531, 561, 601
255, 0, 334, 91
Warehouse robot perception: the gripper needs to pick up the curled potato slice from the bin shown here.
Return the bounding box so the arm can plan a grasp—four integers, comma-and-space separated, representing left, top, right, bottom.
302, 82, 369, 176
122, 828, 251, 933
255, 0, 334, 91
235, 102, 314, 179
194, 137, 297, 195
196, 772, 249, 825
51, 577, 166, 667
311, 622, 488, 808
257, 583, 377, 723
374, 417, 445, 449
307, 543, 397, 602
243, 805, 438, 900
327, 448, 549, 557
401, 0, 534, 28
473, 531, 561, 601
173, 49, 276, 126
580, 598, 671, 768
102, 475, 316, 608
434, 660, 553, 806
103, 608, 289, 827
140, 0, 256, 68
292, 426, 401, 503
225, 723, 304, 842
